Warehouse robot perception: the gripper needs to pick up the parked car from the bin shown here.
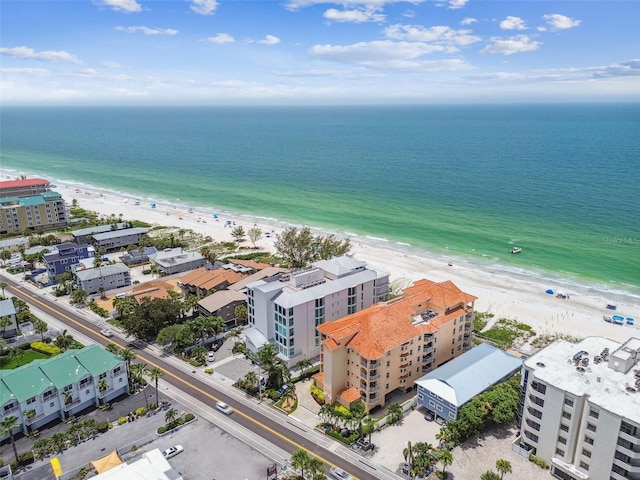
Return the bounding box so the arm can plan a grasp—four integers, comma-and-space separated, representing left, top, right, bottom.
424, 410, 435, 421
162, 444, 184, 459
100, 328, 114, 338
206, 351, 215, 363
329, 466, 352, 480
211, 339, 224, 351
216, 401, 233, 415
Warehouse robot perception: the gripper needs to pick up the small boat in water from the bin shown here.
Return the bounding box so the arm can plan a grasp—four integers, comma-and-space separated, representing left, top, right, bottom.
511, 247, 522, 254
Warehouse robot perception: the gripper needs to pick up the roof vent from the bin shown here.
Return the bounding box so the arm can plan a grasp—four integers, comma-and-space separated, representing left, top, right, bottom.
536, 362, 546, 368
596, 377, 601, 383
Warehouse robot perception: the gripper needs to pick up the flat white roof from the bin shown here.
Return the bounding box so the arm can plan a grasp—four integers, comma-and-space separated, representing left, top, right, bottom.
524, 337, 640, 425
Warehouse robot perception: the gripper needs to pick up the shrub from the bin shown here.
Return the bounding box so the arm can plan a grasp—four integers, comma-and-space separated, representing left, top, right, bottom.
88, 301, 109, 318
528, 454, 550, 469
131, 445, 138, 451
157, 426, 167, 435
19, 450, 35, 465
204, 368, 214, 375
135, 407, 147, 417
184, 413, 195, 422
117, 416, 127, 425
31, 341, 61, 356
97, 421, 110, 433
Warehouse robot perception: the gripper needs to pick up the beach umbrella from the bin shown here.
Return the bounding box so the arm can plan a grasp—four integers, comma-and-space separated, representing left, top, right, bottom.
545, 289, 554, 295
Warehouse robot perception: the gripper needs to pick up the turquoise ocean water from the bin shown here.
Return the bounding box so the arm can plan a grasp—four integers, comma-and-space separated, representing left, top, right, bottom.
1, 105, 639, 297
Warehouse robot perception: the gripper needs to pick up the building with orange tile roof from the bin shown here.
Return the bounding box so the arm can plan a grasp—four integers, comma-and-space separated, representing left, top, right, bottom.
0, 178, 51, 197
316, 278, 476, 412
177, 267, 245, 298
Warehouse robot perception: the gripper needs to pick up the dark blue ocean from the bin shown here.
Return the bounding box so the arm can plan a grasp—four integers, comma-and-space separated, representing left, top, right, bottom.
1, 104, 639, 295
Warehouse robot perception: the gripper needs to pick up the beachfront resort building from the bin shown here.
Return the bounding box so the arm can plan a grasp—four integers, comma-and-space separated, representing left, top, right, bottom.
515, 336, 640, 480
415, 343, 521, 421
0, 299, 19, 338
0, 345, 128, 438
245, 256, 389, 366
75, 263, 132, 295
314, 278, 476, 412
0, 178, 52, 198
43, 243, 93, 282
0, 192, 68, 235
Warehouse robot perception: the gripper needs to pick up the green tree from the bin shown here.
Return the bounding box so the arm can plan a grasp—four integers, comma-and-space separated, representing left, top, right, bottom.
130, 362, 148, 388
199, 242, 227, 267
164, 407, 178, 427
496, 459, 512, 480
0, 316, 12, 336
274, 227, 352, 268
290, 449, 311, 479
9, 347, 24, 366
51, 431, 68, 453
119, 297, 182, 340
306, 457, 325, 480
439, 448, 453, 477
55, 329, 74, 351
295, 358, 313, 379
97, 379, 109, 404
234, 305, 248, 324
34, 319, 48, 340
0, 250, 11, 267
70, 288, 89, 305
0, 282, 7, 298
119, 347, 136, 380
231, 226, 245, 242
247, 227, 262, 248
0, 415, 20, 463
156, 324, 193, 353
386, 402, 404, 425
105, 342, 120, 355
349, 402, 367, 439
148, 367, 164, 407
480, 472, 501, 480
24, 408, 36, 433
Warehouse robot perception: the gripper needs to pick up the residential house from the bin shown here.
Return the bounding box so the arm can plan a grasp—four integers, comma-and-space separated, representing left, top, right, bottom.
120, 246, 157, 266
75, 263, 132, 295
0, 178, 51, 197
0, 345, 127, 437
415, 343, 522, 422
149, 248, 206, 276
43, 243, 92, 282
0, 192, 68, 235
515, 337, 640, 480
197, 290, 248, 326
316, 278, 477, 412
223, 258, 273, 273
91, 227, 148, 252
71, 223, 130, 244
245, 255, 389, 366
177, 267, 245, 298
0, 299, 18, 338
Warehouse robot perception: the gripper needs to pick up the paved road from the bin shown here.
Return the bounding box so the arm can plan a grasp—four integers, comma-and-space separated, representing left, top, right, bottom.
2, 275, 400, 480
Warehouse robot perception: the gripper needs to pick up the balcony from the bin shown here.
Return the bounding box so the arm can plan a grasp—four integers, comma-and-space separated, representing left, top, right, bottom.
369, 374, 380, 382
400, 352, 410, 358
361, 359, 381, 369
423, 346, 434, 354
369, 386, 380, 393
616, 444, 640, 460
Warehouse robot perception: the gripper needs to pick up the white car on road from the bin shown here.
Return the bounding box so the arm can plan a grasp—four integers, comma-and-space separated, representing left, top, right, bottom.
329, 466, 352, 480
100, 328, 114, 337
216, 401, 233, 415
162, 445, 184, 459
206, 351, 215, 363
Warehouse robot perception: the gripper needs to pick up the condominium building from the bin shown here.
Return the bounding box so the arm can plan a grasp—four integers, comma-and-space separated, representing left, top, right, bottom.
315, 278, 476, 412
91, 227, 149, 252
0, 178, 51, 197
245, 256, 389, 365
0, 192, 68, 235
516, 336, 640, 480
0, 345, 128, 437
75, 263, 132, 295
149, 248, 206, 275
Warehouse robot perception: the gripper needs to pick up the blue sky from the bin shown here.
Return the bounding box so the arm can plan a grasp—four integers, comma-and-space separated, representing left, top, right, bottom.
1, 0, 639, 105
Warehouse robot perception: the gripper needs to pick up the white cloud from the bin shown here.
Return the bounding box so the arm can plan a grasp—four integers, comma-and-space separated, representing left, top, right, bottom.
257, 35, 281, 45
384, 24, 481, 46
190, 0, 219, 15
324, 8, 385, 23
543, 14, 581, 30
461, 17, 476, 26
0, 46, 82, 64
500, 16, 527, 30
79, 68, 98, 76
101, 61, 124, 69
97, 0, 142, 13
308, 40, 473, 71
115, 26, 178, 35
0, 67, 51, 77
445, 0, 468, 9
206, 33, 235, 44
481, 35, 540, 55
286, 0, 426, 11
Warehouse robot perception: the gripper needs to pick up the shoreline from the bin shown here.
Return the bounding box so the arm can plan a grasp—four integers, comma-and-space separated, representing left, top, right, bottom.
2, 169, 639, 348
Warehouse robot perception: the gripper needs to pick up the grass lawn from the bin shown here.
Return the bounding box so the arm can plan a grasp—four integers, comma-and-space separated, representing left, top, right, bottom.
0, 349, 50, 369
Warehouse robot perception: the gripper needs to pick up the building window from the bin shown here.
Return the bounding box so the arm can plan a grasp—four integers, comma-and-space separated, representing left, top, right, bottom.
582, 448, 591, 458
436, 405, 443, 412
429, 400, 435, 407
557, 436, 567, 445
448, 412, 455, 419
579, 461, 589, 471
562, 411, 571, 420
99, 373, 107, 380
620, 421, 637, 436
584, 436, 594, 445
564, 398, 574, 407
588, 409, 599, 419
27, 396, 36, 405
560, 424, 569, 432
586, 423, 597, 432
555, 448, 564, 456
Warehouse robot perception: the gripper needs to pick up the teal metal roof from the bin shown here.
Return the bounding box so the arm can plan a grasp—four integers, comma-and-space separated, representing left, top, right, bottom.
73, 345, 124, 376
0, 379, 17, 406
38, 350, 90, 388
0, 363, 55, 402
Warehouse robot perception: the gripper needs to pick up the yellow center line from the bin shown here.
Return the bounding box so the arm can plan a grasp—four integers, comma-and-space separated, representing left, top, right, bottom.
9, 284, 352, 474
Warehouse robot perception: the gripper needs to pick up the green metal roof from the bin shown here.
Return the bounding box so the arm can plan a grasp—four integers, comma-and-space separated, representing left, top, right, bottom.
38, 350, 90, 388
0, 363, 55, 402
73, 345, 124, 376
0, 379, 17, 406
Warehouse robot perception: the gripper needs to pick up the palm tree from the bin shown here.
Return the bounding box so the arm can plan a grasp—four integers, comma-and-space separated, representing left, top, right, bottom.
258, 343, 278, 384
480, 472, 500, 480
34, 319, 48, 341
0, 416, 20, 463
105, 342, 120, 355
119, 347, 136, 380
349, 402, 366, 439
55, 329, 74, 352
439, 448, 453, 478
495, 459, 512, 480
0, 316, 12, 337
363, 415, 376, 444
51, 431, 68, 453
24, 408, 36, 433
306, 457, 324, 479
229, 326, 243, 345
9, 347, 24, 366
386, 402, 404, 425
130, 363, 148, 389
147, 367, 164, 407
295, 358, 312, 379
0, 282, 7, 299
243, 370, 258, 393
291, 449, 311, 479
164, 407, 178, 428
97, 379, 109, 404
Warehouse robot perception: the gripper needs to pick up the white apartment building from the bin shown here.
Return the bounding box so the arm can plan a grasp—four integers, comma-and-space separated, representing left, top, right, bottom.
516, 336, 640, 480
245, 256, 389, 365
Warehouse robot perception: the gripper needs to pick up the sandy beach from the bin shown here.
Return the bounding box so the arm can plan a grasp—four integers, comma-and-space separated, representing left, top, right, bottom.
7, 173, 640, 350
